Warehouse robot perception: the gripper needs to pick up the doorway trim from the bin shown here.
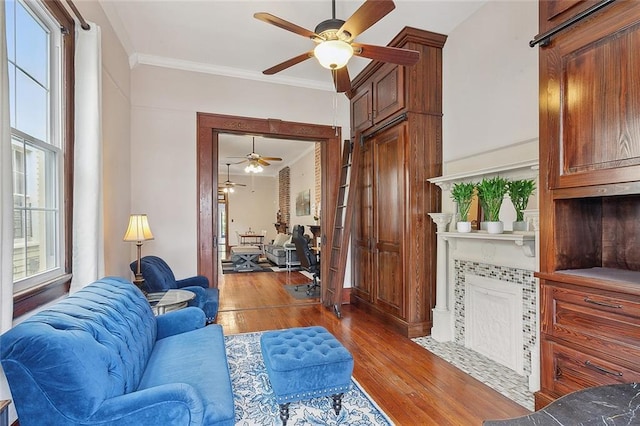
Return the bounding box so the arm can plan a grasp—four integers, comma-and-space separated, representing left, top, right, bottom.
196, 112, 341, 292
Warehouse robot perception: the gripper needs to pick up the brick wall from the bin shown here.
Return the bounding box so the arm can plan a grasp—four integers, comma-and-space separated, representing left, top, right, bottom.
278, 166, 291, 228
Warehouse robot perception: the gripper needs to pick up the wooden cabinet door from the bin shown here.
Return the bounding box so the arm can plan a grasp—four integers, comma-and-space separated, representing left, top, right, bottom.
353, 141, 373, 301
373, 64, 404, 125
372, 124, 406, 318
351, 83, 373, 134
541, 1, 640, 189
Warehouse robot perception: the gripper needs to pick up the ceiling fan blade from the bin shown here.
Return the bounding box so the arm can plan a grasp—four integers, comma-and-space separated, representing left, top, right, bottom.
232, 159, 248, 164
232, 182, 247, 187
338, 0, 395, 41
352, 43, 420, 66
260, 156, 283, 161
254, 12, 318, 39
257, 158, 271, 166
332, 67, 351, 93
263, 51, 314, 75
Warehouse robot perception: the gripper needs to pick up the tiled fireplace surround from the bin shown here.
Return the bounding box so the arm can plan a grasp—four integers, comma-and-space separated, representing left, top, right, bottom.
428, 161, 540, 392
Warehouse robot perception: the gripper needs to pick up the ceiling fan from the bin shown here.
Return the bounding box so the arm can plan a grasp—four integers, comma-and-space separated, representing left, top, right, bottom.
254, 0, 420, 93
219, 163, 247, 193
230, 137, 283, 173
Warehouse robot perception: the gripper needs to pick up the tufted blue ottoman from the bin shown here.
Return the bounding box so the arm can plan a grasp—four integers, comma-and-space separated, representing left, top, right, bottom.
260, 326, 354, 425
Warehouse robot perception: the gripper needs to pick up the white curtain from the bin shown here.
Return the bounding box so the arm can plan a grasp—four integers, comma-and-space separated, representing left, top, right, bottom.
70, 23, 104, 292
0, 0, 14, 411
1, 0, 14, 334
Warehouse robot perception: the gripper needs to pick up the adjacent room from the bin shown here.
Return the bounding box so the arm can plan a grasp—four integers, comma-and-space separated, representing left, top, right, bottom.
3, 0, 639, 425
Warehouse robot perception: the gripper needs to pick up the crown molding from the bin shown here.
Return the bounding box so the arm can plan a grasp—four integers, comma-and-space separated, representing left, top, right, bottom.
129, 53, 335, 92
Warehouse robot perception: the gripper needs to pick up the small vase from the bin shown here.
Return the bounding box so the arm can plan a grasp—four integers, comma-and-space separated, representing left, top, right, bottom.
456, 221, 472, 233
512, 220, 527, 231
486, 221, 504, 234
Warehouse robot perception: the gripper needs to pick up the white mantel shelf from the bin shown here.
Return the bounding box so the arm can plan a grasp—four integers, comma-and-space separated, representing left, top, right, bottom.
439, 230, 536, 257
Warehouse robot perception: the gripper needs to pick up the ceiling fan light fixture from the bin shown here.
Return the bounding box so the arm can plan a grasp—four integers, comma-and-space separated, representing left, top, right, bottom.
223, 187, 234, 193
245, 161, 264, 174
314, 40, 353, 70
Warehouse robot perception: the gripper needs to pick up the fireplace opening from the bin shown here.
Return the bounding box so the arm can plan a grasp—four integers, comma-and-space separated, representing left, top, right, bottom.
464, 274, 523, 374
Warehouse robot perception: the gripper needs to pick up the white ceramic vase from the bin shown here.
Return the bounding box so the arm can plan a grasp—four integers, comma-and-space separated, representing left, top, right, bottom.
486, 221, 504, 234
456, 221, 472, 233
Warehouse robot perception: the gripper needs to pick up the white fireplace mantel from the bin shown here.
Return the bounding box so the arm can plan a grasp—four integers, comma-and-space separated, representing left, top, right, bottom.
429, 159, 539, 191
441, 230, 536, 257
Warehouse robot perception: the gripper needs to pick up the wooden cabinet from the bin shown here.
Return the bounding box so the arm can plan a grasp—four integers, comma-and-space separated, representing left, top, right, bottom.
349, 27, 446, 338
350, 64, 404, 134
536, 0, 640, 409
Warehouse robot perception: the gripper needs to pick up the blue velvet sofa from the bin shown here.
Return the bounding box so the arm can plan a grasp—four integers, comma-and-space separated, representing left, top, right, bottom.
0, 277, 235, 426
130, 255, 219, 323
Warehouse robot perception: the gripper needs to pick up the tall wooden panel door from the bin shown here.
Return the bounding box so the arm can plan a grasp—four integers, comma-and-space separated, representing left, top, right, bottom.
353, 141, 373, 302
373, 124, 405, 318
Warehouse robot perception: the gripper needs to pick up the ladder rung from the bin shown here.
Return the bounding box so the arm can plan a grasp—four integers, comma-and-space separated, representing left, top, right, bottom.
342, 163, 351, 168
329, 267, 339, 273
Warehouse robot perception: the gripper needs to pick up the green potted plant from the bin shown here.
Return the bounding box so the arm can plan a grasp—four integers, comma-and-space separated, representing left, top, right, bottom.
508, 179, 536, 231
450, 182, 475, 232
476, 176, 509, 234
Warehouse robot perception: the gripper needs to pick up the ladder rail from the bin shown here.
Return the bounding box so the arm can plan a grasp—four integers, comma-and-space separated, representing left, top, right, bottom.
324, 138, 360, 318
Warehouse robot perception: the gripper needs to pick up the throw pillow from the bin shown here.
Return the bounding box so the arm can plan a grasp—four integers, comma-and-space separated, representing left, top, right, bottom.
273, 233, 289, 247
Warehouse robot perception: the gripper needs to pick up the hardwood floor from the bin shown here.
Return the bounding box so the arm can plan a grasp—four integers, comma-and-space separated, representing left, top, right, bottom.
217, 270, 531, 425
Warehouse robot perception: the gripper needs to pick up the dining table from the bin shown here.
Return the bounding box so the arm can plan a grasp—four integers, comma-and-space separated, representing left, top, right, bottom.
239, 233, 264, 245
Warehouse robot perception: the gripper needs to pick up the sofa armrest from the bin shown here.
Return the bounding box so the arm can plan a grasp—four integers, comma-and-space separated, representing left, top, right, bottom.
176, 275, 208, 289
90, 383, 204, 425
156, 307, 205, 340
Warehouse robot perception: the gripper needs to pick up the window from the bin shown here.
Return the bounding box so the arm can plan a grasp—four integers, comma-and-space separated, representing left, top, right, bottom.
4, 0, 73, 305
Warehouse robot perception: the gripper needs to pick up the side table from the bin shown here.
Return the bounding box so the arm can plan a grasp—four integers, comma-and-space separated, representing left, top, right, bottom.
0, 400, 9, 426
284, 245, 300, 271
146, 289, 195, 315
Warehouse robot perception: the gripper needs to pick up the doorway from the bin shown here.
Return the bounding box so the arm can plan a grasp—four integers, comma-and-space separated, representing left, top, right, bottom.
196, 113, 342, 306
218, 191, 228, 258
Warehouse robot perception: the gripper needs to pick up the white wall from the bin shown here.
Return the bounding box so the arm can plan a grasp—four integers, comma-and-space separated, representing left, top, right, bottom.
130, 65, 350, 279
443, 0, 539, 164
223, 174, 278, 245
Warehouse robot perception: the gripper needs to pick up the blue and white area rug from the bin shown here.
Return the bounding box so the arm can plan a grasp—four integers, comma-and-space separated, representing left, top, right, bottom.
225, 331, 394, 425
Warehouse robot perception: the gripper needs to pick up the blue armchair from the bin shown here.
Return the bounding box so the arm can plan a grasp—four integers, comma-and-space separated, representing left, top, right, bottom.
130, 255, 219, 323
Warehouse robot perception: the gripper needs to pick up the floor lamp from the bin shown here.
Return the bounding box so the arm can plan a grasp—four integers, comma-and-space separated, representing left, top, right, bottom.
123, 214, 154, 289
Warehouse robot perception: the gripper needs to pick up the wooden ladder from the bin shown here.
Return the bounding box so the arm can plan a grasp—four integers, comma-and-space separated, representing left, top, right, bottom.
324, 138, 360, 318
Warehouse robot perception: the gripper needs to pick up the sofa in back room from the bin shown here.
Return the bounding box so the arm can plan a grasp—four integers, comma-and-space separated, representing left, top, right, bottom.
263, 232, 299, 267
0, 277, 235, 426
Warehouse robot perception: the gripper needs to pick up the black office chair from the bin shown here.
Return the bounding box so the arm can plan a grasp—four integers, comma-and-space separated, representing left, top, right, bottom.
291, 225, 320, 295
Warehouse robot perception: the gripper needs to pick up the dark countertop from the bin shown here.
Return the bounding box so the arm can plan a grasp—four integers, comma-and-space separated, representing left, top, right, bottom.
484, 383, 640, 425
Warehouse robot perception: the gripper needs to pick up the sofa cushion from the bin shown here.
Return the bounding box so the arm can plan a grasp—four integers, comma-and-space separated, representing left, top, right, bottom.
272, 233, 289, 246
138, 324, 235, 425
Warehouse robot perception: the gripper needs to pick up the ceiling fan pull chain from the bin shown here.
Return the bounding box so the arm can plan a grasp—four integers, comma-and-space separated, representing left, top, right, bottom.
334, 92, 340, 135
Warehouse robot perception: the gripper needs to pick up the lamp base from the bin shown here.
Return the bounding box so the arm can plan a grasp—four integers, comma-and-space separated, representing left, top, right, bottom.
132, 273, 146, 293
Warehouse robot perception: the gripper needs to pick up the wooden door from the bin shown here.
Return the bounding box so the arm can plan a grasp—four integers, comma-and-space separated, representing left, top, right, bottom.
372, 124, 405, 318
540, 1, 640, 190
373, 64, 404, 125
351, 83, 372, 135
353, 140, 373, 301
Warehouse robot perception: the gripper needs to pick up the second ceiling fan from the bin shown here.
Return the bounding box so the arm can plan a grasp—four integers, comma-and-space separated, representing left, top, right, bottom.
254, 0, 419, 93
231, 137, 283, 173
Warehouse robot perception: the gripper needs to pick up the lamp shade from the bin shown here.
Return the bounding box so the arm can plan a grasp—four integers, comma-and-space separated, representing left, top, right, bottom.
123, 214, 154, 242
314, 40, 354, 70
